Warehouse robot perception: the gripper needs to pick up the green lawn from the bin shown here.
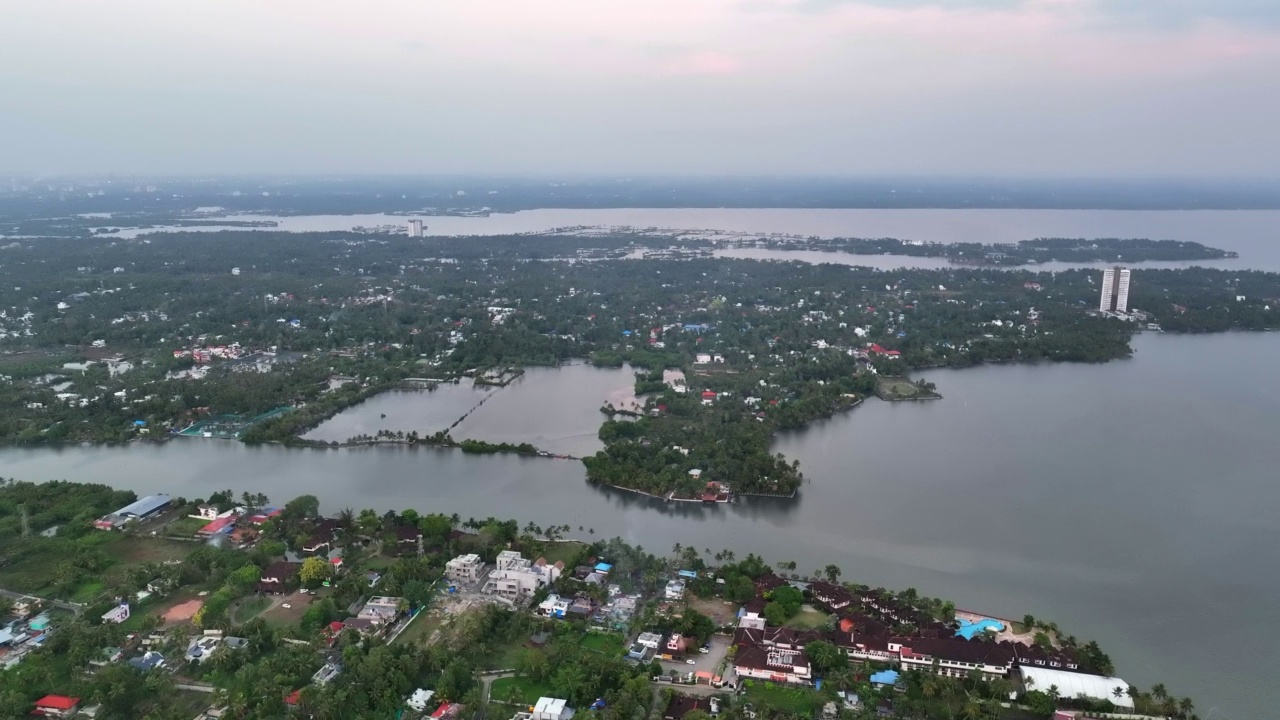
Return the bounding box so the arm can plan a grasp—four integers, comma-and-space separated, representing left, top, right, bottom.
164, 516, 207, 538
70, 580, 106, 603
579, 632, 625, 656
540, 541, 587, 567
743, 681, 826, 715
231, 596, 272, 626
392, 608, 444, 646
489, 676, 554, 706
486, 637, 534, 671
784, 607, 830, 629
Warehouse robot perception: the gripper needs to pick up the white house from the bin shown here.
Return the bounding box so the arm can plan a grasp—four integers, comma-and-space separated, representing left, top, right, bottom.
636, 632, 663, 650
533, 697, 575, 720
407, 689, 436, 712
664, 580, 686, 600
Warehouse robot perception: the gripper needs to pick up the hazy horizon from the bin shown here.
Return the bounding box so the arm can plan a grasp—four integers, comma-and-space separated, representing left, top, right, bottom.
4, 0, 1279, 177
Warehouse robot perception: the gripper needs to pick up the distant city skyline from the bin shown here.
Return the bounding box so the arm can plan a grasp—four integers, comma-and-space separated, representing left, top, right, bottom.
2, 0, 1279, 176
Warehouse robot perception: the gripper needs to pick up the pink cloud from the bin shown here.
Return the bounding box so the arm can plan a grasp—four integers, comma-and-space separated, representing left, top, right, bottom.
662, 50, 742, 76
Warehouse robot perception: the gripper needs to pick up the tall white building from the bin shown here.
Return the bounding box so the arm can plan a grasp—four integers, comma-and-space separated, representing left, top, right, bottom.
407, 219, 424, 238
1100, 266, 1131, 314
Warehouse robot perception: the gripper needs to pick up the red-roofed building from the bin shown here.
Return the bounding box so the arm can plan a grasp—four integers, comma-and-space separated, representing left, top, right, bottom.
197, 515, 236, 537
701, 390, 716, 400
247, 508, 282, 525
284, 689, 301, 706
33, 695, 79, 717
431, 703, 464, 720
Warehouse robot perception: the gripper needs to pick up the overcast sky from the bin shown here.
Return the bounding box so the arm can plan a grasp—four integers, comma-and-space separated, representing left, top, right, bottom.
2, 0, 1279, 177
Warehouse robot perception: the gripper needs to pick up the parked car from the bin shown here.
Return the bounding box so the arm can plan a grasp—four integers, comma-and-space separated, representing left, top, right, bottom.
686, 659, 696, 665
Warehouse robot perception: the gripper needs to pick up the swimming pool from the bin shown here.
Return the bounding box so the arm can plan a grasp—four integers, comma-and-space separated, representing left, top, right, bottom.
955, 617, 1004, 639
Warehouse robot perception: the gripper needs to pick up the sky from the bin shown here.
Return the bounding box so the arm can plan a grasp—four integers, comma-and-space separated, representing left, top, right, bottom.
2, 0, 1279, 177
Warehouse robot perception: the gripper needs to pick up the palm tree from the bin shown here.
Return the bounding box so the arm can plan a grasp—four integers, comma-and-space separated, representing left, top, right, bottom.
960, 698, 984, 720
1152, 683, 1169, 703
1178, 697, 1195, 717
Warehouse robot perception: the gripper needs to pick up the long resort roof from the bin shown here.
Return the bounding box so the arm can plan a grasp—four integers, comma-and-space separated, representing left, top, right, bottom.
1018, 666, 1133, 709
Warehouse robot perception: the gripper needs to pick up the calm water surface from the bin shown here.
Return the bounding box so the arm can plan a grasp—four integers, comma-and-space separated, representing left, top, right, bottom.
112, 208, 1280, 272
4, 332, 1277, 719
305, 364, 636, 457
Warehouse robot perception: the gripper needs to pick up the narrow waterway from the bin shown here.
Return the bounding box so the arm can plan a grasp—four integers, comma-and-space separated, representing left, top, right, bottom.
4, 333, 1278, 719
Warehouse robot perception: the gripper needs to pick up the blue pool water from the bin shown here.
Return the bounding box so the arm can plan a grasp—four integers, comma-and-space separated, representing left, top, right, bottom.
956, 618, 1004, 639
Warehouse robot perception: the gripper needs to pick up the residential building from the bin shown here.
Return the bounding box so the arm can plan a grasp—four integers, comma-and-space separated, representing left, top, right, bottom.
185, 635, 224, 664
664, 580, 686, 600
482, 551, 562, 601
257, 561, 300, 593
445, 553, 485, 584
393, 525, 424, 554
1099, 266, 1131, 314
356, 596, 403, 625
665, 633, 688, 655
532, 697, 574, 720
636, 631, 663, 649
538, 593, 569, 619
32, 695, 80, 717
408, 219, 425, 238
128, 651, 166, 672
312, 660, 343, 685
408, 689, 437, 712
101, 601, 130, 624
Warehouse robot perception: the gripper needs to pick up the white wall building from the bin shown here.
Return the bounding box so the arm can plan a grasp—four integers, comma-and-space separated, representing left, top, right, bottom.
483, 551, 562, 600
407, 219, 425, 238
446, 554, 486, 584
1100, 267, 1131, 314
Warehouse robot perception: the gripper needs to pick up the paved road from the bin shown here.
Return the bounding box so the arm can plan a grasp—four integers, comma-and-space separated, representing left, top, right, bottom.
479, 671, 516, 702
0, 587, 85, 615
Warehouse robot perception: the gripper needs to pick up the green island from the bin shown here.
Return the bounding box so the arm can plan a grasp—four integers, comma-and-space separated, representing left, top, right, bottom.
0, 231, 1277, 499
0, 479, 1202, 720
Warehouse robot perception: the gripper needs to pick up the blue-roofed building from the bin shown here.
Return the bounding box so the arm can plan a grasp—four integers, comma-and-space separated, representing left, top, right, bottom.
677, 570, 698, 579
594, 563, 612, 574
128, 651, 166, 672
95, 495, 172, 530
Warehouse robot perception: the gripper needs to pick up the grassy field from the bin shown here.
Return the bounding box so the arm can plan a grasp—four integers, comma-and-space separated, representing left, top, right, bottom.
485, 637, 533, 671
784, 607, 830, 630
164, 516, 207, 538
539, 540, 587, 567
579, 631, 625, 656
259, 591, 312, 627
743, 681, 826, 715
70, 580, 107, 603
231, 596, 273, 626
489, 676, 553, 705
0, 535, 192, 596
392, 608, 444, 646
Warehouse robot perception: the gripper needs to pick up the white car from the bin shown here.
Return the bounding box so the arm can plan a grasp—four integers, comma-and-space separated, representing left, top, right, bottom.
685, 659, 696, 665
282, 603, 292, 609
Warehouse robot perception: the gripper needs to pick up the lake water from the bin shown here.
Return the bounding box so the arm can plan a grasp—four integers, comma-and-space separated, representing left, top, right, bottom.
304, 364, 637, 457
110, 208, 1280, 272
4, 331, 1277, 719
